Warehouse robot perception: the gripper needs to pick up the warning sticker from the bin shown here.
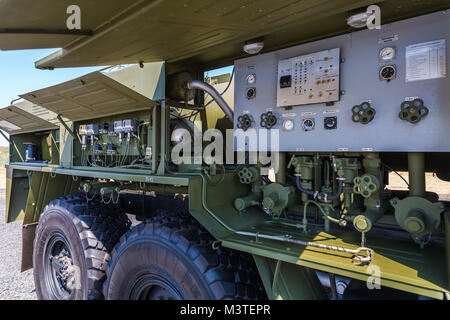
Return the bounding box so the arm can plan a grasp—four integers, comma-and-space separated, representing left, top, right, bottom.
405, 39, 447, 82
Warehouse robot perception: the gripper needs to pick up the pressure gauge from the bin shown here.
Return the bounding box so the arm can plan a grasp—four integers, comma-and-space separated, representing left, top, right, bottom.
379, 65, 396, 81
379, 47, 396, 61
246, 73, 256, 85
282, 119, 294, 131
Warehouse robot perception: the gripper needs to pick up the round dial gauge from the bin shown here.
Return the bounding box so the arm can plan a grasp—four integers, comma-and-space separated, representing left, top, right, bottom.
379, 47, 395, 61
246, 74, 256, 84
282, 119, 294, 131
379, 65, 396, 81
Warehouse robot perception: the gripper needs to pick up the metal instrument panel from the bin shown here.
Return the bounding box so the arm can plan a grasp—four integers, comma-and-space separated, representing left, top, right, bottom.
277, 48, 340, 107
234, 11, 450, 152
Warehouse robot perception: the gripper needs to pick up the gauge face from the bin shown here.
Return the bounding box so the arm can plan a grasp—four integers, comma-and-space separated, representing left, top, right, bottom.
246, 73, 256, 84
379, 65, 396, 81
282, 119, 294, 131
379, 47, 395, 61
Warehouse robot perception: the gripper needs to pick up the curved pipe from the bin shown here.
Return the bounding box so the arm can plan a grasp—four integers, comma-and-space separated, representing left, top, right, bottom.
186, 80, 234, 122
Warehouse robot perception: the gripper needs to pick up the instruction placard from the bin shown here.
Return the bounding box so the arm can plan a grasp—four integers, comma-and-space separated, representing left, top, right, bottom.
405, 39, 447, 82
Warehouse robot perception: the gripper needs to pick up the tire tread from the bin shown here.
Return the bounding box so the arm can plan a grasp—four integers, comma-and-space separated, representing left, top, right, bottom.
35, 194, 130, 299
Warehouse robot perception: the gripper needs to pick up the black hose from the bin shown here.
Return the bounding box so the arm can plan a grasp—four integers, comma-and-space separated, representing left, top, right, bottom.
296, 175, 344, 201
296, 175, 318, 197
186, 80, 234, 122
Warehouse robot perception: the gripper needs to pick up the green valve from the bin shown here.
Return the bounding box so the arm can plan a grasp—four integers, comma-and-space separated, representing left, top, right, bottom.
263, 193, 279, 210
404, 210, 426, 234
234, 193, 260, 212
353, 215, 370, 233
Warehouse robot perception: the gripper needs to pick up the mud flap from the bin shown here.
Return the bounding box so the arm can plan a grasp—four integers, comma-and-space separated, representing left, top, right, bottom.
21, 223, 37, 272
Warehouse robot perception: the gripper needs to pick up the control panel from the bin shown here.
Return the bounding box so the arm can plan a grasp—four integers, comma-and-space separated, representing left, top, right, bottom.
233, 11, 450, 152
75, 113, 152, 168
277, 48, 340, 107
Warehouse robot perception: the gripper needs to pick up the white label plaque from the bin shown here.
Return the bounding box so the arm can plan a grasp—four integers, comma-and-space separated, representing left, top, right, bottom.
406, 39, 446, 82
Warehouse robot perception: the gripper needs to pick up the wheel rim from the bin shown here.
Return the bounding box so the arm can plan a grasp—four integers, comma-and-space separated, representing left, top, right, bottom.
43, 232, 76, 300
129, 274, 184, 300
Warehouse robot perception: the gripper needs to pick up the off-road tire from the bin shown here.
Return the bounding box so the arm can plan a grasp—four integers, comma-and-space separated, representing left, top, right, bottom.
33, 195, 131, 300
103, 213, 266, 300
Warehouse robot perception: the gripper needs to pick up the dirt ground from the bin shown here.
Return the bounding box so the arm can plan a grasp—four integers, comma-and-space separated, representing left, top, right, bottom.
0, 168, 36, 300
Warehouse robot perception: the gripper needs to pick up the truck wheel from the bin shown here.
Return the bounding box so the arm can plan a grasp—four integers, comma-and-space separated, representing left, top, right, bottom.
33, 195, 131, 300
103, 214, 266, 300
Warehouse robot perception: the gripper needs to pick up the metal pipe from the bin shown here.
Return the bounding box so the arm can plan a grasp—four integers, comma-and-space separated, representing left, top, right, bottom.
329, 273, 338, 300
276, 152, 286, 184
0, 129, 10, 143
186, 80, 234, 122
56, 114, 81, 143
408, 152, 425, 197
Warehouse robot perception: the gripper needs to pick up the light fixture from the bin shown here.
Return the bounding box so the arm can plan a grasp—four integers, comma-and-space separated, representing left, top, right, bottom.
347, 12, 374, 28
243, 40, 264, 55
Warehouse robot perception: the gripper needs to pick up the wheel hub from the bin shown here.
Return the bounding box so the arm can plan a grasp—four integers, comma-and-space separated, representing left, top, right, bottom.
44, 233, 76, 299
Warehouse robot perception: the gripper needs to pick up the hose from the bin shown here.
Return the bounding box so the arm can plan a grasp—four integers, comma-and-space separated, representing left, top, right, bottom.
204, 67, 235, 108
296, 175, 344, 201
186, 80, 234, 122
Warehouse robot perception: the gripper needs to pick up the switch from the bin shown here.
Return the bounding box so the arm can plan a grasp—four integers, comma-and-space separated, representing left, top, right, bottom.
280, 75, 292, 88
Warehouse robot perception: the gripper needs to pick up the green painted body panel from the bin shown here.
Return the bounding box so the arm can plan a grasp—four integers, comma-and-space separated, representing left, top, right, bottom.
5, 168, 80, 224
5, 164, 190, 187
253, 255, 327, 300
5, 167, 28, 223
187, 171, 450, 299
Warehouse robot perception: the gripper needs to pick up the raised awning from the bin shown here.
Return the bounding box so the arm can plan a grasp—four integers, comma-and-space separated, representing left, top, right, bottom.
0, 0, 448, 70
0, 104, 58, 135
0, 0, 136, 50
19, 68, 160, 122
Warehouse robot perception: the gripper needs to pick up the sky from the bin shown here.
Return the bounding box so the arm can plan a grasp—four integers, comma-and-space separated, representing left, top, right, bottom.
0, 48, 233, 148
0, 48, 102, 147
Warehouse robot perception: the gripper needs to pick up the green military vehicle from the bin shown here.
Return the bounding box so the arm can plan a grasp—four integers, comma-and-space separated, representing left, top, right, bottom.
0, 0, 450, 300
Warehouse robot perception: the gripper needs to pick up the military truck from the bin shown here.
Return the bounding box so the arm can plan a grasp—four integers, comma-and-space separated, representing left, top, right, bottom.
0, 0, 449, 300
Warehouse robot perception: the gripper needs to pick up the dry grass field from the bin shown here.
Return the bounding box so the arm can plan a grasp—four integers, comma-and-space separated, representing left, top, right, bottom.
387, 171, 450, 200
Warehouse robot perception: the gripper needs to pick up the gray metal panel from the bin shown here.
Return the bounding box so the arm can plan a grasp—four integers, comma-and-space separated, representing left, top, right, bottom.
19, 70, 159, 122
234, 10, 450, 152
0, 105, 58, 135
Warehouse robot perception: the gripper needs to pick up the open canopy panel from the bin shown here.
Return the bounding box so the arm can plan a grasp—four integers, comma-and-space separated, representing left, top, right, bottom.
19, 70, 159, 122
0, 104, 58, 135
0, 0, 137, 50
0, 0, 448, 69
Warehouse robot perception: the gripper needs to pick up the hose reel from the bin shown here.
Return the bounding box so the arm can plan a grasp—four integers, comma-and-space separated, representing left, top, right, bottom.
237, 114, 252, 131
351, 102, 376, 124
353, 174, 379, 198
398, 98, 429, 124
260, 111, 277, 129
